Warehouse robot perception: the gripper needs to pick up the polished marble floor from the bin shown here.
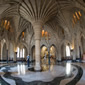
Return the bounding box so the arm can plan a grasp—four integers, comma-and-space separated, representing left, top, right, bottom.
41, 58, 56, 65
0, 61, 84, 85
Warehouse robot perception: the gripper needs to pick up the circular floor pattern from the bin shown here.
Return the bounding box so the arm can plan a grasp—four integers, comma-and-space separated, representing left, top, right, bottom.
0, 62, 83, 85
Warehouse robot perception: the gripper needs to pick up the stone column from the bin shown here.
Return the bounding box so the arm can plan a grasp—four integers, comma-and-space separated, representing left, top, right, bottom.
6, 43, 9, 63
83, 39, 85, 53
1, 42, 3, 61
32, 21, 43, 70
14, 46, 17, 62
72, 49, 76, 61
6, 49, 8, 63
9, 43, 14, 61
63, 45, 66, 58
48, 47, 50, 65
14, 52, 17, 62
57, 46, 61, 61
76, 38, 80, 59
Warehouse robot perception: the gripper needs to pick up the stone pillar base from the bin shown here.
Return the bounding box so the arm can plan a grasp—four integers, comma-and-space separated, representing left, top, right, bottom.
34, 62, 41, 71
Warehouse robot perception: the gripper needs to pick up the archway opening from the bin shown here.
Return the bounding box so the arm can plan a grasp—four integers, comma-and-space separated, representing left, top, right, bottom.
41, 46, 48, 64
50, 45, 56, 64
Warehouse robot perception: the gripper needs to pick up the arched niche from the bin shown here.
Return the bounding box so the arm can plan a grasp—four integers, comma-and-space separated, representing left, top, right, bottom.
41, 45, 48, 64
41, 45, 48, 58
50, 45, 56, 64
50, 45, 56, 58
2, 43, 7, 61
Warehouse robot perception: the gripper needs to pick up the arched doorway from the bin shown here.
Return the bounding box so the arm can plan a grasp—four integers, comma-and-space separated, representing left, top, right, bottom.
2, 43, 7, 61
50, 45, 56, 64
31, 46, 35, 62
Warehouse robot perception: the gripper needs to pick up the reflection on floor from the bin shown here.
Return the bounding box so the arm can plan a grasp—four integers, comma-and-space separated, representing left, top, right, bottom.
41, 58, 56, 65
0, 61, 84, 85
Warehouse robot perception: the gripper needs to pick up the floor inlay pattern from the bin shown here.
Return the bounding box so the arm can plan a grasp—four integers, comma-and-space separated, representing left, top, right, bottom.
0, 62, 84, 85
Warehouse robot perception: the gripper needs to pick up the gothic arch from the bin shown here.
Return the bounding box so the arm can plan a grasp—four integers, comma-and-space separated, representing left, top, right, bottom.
50, 44, 57, 58
60, 40, 71, 60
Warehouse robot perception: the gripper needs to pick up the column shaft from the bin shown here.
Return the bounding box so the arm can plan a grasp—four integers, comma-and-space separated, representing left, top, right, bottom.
35, 39, 41, 70
57, 47, 61, 61
33, 22, 43, 70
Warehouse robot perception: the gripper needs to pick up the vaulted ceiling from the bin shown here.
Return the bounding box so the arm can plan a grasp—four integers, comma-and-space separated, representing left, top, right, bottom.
0, 0, 85, 43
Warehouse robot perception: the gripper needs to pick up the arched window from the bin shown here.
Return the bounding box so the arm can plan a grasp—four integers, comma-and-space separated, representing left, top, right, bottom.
17, 47, 20, 58
17, 47, 25, 58
66, 45, 70, 57
20, 49, 23, 58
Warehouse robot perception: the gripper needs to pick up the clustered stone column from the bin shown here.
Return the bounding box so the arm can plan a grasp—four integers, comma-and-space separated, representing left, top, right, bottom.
76, 36, 80, 59
57, 46, 61, 61
72, 49, 76, 60
19, 0, 57, 70
32, 21, 43, 70
6, 49, 8, 63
